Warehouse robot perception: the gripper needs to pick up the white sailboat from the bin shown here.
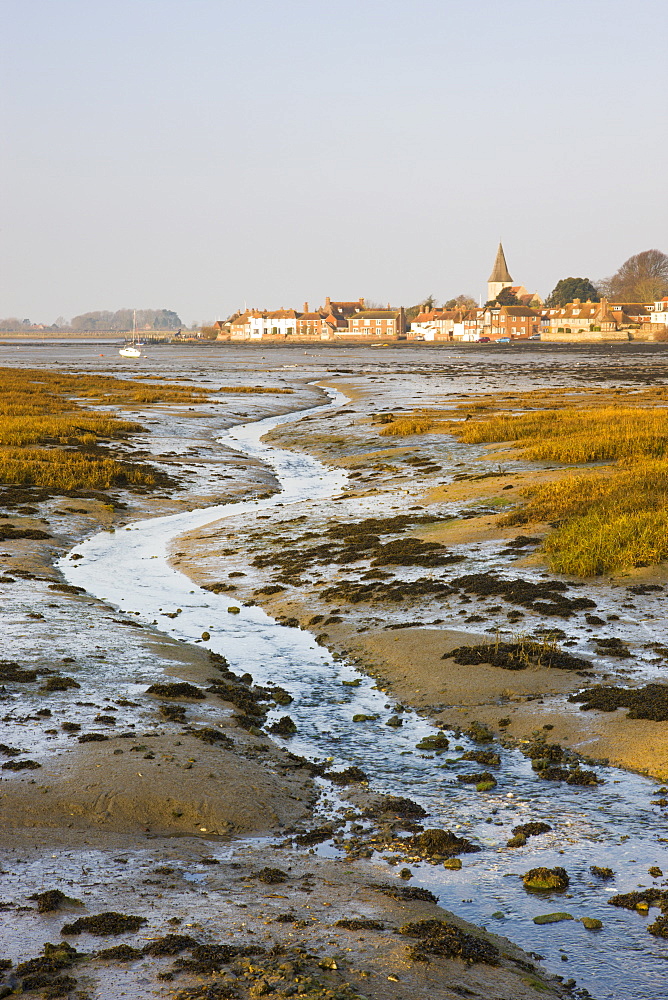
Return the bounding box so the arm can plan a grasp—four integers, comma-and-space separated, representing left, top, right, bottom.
119, 311, 142, 357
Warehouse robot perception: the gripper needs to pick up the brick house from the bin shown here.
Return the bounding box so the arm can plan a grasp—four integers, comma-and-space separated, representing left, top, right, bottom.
464, 304, 540, 341
345, 308, 406, 338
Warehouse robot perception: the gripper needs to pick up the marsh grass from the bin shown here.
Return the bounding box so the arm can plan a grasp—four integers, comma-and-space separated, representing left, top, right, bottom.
0, 414, 143, 447
372, 391, 668, 576
0, 368, 191, 490
452, 402, 668, 576
456, 407, 668, 463
379, 413, 435, 436
0, 368, 211, 409
217, 386, 293, 394
506, 459, 668, 575
0, 448, 157, 489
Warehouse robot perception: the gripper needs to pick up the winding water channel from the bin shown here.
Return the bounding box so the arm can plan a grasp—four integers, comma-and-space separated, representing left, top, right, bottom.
59, 383, 668, 1000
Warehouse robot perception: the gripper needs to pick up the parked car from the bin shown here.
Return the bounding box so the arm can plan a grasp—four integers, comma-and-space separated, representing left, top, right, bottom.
496, 337, 511, 343
477, 336, 490, 343
529, 334, 541, 340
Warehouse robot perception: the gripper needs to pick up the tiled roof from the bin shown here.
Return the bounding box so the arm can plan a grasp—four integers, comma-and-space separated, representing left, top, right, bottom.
500, 306, 539, 317
351, 310, 398, 319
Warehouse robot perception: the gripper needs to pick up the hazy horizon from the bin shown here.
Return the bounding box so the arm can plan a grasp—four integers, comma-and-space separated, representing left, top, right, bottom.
1, 0, 666, 326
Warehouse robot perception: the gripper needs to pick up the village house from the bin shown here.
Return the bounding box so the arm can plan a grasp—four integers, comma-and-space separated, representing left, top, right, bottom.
541, 299, 654, 341
463, 304, 540, 341
321, 297, 365, 319
226, 298, 370, 341
408, 309, 466, 341
345, 308, 406, 338
650, 298, 668, 330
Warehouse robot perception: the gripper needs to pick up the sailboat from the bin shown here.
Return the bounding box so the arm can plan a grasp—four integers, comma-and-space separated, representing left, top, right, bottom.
119, 311, 142, 357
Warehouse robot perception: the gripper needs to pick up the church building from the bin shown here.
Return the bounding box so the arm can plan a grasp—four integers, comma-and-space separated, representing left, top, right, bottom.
488, 242, 514, 302
487, 243, 542, 308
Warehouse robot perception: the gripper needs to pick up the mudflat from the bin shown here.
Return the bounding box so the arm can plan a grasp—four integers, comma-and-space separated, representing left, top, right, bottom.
0, 354, 572, 1000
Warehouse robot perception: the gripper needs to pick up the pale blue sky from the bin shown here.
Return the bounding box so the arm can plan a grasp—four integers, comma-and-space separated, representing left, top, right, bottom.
1, 0, 666, 324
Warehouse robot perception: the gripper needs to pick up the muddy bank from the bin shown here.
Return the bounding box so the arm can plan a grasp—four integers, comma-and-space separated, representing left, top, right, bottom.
0, 828, 570, 1000
343, 627, 668, 781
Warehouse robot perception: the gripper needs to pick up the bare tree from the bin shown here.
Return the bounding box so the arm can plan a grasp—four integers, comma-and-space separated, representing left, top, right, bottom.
600, 249, 668, 302
444, 294, 477, 310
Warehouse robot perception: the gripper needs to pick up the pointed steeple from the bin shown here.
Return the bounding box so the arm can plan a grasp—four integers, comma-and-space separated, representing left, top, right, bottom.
488, 242, 512, 283
487, 242, 514, 303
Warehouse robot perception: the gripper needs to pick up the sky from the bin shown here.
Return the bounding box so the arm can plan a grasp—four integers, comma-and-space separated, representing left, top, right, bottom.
1, 0, 667, 325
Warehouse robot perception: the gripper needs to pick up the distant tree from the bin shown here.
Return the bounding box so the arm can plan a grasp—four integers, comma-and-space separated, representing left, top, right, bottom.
0, 317, 31, 331
545, 277, 600, 307
496, 287, 519, 307
444, 294, 477, 311
69, 308, 183, 331
405, 295, 439, 322
600, 249, 668, 303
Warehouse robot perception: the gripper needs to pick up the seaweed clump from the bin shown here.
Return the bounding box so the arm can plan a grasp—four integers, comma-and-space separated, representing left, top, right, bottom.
569, 683, 668, 722
96, 944, 143, 961
29, 889, 81, 913
146, 682, 206, 700
409, 829, 481, 858
327, 766, 368, 785
512, 822, 552, 839
174, 943, 265, 975
523, 867, 570, 891
364, 795, 427, 819
61, 912, 147, 936
1, 759, 41, 771
143, 933, 200, 956
0, 661, 38, 682
15, 942, 85, 995
608, 888, 668, 911
335, 918, 384, 931
450, 571, 596, 617
40, 675, 81, 692
447, 639, 588, 672
376, 884, 437, 903
255, 867, 288, 884
521, 740, 602, 786
400, 919, 499, 965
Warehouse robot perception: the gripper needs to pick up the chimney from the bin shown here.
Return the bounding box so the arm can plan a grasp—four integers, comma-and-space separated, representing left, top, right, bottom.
325, 296, 331, 308
303, 302, 309, 313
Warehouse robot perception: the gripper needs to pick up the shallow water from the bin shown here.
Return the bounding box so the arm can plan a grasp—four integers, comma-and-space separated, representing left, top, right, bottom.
50, 359, 668, 1000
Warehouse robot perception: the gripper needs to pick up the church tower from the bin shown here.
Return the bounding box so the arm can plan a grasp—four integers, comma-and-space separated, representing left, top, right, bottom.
487, 243, 513, 302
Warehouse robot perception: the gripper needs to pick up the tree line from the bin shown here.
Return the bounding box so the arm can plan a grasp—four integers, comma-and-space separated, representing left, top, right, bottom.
69, 309, 182, 331
0, 310, 183, 332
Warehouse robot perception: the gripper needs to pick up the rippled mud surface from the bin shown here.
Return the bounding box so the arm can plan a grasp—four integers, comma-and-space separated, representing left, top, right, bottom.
4, 341, 668, 998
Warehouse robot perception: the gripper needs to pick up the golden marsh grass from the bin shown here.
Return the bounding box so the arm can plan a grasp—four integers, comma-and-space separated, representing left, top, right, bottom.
456, 407, 668, 463
446, 400, 668, 576
0, 367, 195, 490
0, 448, 157, 489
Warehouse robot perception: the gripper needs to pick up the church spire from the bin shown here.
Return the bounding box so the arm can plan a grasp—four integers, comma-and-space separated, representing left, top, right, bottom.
487, 242, 514, 302
488, 242, 513, 283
